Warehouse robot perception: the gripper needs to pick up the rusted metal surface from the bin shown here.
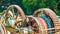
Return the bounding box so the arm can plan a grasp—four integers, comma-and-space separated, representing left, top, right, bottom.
0, 5, 60, 34
37, 17, 48, 34
27, 16, 40, 34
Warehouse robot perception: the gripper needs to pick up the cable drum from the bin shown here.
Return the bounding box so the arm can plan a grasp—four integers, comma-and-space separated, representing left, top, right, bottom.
37, 17, 48, 34
40, 15, 53, 34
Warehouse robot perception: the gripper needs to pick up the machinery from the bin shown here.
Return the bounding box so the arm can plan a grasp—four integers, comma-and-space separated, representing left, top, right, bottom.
0, 5, 60, 34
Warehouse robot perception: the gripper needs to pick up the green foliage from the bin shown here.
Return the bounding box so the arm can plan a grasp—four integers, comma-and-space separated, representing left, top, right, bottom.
39, 3, 46, 8
22, 0, 60, 15
0, 0, 60, 15
22, 0, 37, 15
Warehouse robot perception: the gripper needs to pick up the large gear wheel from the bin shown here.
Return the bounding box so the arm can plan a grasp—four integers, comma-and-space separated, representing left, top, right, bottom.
6, 5, 25, 22
1, 5, 26, 34
33, 8, 60, 33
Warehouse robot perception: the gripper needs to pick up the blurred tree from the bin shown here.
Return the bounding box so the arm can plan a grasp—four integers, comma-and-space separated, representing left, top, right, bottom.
0, 0, 60, 15
22, 0, 37, 15
22, 0, 58, 15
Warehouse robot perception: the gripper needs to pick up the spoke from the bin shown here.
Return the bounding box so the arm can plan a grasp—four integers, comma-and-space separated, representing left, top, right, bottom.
11, 7, 14, 17
32, 23, 37, 27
